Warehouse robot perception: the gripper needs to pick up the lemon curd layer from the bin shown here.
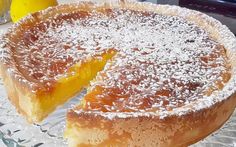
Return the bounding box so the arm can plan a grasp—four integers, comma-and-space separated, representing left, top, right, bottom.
20, 50, 116, 122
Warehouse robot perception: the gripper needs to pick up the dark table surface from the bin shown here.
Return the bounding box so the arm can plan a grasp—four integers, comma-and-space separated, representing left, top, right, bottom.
140, 0, 236, 36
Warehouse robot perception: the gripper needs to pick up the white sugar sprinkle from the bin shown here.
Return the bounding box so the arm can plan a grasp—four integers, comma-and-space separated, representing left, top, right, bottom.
1, 1, 236, 119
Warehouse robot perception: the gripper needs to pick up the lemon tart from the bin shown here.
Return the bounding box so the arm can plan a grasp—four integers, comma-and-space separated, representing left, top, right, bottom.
1, 1, 236, 146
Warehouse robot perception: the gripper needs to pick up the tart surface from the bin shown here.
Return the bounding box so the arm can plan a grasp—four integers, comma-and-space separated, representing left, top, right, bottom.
1, 1, 236, 146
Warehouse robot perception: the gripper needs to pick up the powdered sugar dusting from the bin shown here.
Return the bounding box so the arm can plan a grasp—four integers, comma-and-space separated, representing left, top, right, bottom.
81, 10, 229, 113
1, 1, 236, 118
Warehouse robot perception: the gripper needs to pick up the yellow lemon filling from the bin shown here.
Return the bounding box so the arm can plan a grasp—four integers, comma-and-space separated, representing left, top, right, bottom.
21, 50, 116, 122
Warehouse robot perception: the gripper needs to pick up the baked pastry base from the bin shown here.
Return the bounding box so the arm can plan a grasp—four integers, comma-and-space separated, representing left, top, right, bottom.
65, 94, 236, 147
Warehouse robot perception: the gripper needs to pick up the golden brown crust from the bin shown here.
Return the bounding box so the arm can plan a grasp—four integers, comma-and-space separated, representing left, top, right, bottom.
0, 64, 35, 122
66, 93, 236, 147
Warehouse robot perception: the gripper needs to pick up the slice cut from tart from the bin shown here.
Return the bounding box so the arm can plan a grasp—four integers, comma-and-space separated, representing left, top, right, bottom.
0, 3, 118, 123
0, 1, 236, 146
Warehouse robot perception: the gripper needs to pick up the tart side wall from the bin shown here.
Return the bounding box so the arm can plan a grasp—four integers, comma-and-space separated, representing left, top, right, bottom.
65, 93, 236, 147
0, 64, 37, 123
